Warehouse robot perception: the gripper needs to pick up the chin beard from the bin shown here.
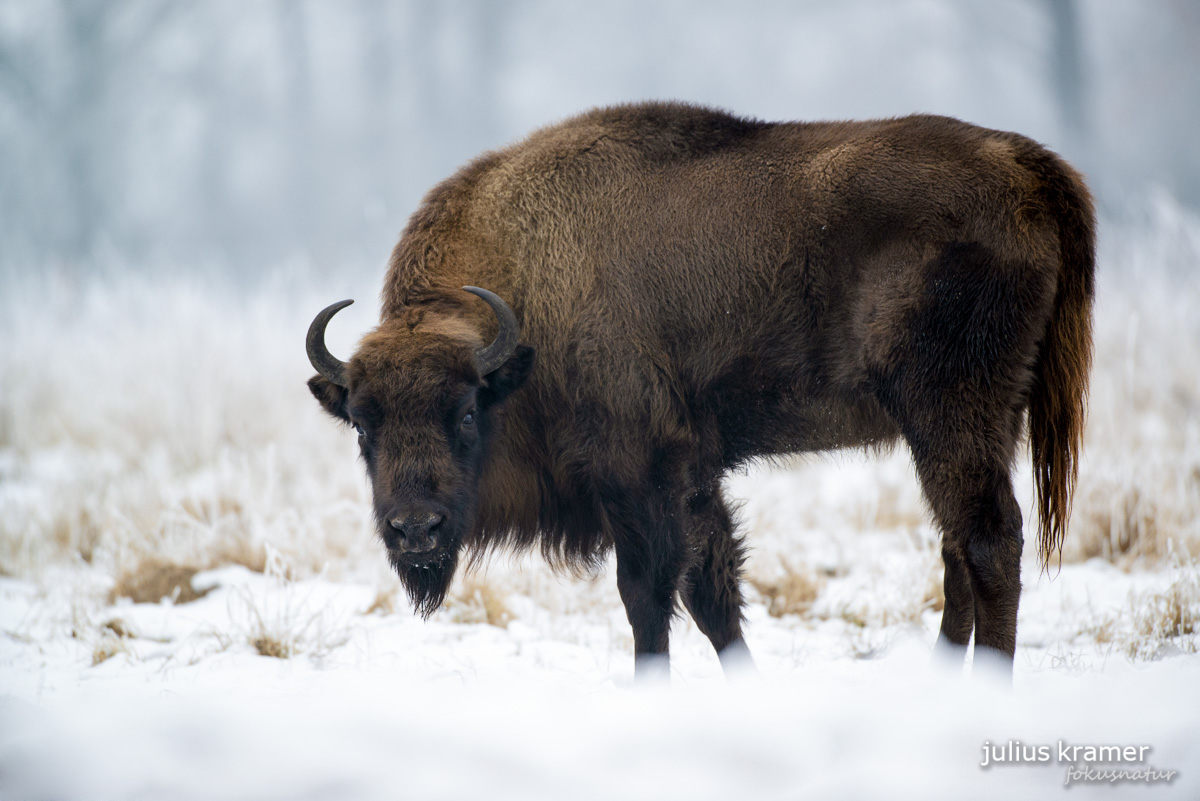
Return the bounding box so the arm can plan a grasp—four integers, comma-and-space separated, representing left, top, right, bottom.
389, 548, 460, 619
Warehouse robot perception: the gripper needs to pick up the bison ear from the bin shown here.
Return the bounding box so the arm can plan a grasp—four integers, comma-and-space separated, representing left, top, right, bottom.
480, 345, 535, 406
308, 374, 350, 423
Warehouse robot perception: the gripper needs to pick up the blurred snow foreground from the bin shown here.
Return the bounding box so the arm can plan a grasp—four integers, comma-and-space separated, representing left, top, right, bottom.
3, 202, 1200, 798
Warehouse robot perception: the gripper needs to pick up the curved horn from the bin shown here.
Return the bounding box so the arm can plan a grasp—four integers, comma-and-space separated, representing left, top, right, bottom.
306, 299, 354, 387
463, 286, 519, 375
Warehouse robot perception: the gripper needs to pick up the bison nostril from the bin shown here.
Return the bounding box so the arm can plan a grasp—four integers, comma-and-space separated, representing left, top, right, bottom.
388, 510, 445, 552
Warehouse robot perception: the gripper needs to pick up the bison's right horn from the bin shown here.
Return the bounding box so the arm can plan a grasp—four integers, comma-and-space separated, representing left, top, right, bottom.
307, 299, 354, 387
463, 286, 519, 376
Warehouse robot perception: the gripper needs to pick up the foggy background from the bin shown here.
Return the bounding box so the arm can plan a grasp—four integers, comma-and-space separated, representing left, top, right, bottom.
3, 6, 1200, 798
1, 0, 1197, 279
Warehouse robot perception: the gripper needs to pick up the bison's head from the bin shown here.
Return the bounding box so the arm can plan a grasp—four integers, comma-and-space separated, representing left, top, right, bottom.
306, 287, 534, 616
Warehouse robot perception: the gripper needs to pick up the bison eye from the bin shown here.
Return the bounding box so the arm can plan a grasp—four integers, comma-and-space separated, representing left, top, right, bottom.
353, 423, 365, 438
461, 411, 475, 429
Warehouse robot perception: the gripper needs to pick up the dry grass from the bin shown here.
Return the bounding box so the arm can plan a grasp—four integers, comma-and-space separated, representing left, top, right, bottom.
108, 559, 211, 605
91, 634, 128, 666
862, 483, 928, 531
814, 542, 944, 630
232, 547, 350, 660
847, 627, 895, 660
1077, 614, 1117, 646
1128, 559, 1199, 658
921, 559, 946, 613
1058, 216, 1200, 568
208, 539, 269, 574
362, 588, 397, 616
1071, 485, 1158, 564
447, 575, 514, 628
250, 632, 295, 659
1075, 555, 1200, 660
90, 615, 135, 666
102, 617, 134, 638
0, 272, 378, 585
1067, 479, 1195, 567
837, 606, 869, 629
748, 557, 824, 619
180, 494, 245, 526
51, 507, 103, 565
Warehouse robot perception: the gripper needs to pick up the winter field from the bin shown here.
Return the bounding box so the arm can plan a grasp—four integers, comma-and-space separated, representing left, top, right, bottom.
2, 199, 1199, 799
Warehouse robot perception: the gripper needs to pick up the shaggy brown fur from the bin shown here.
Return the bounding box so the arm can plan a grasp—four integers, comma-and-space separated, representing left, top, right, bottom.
308, 102, 1095, 679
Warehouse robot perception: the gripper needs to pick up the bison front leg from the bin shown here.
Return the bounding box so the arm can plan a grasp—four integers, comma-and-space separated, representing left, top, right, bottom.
605, 488, 688, 683
680, 490, 756, 676
614, 553, 676, 681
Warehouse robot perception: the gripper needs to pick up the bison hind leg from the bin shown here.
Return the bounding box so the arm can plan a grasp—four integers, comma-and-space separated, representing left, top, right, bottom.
869, 242, 1053, 680
680, 489, 757, 676
932, 544, 976, 667
891, 407, 1026, 680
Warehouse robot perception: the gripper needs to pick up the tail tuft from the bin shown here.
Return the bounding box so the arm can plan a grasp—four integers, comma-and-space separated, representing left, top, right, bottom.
1024, 151, 1096, 570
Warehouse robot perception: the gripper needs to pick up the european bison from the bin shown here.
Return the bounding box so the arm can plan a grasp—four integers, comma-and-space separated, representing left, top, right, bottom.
307, 102, 1094, 680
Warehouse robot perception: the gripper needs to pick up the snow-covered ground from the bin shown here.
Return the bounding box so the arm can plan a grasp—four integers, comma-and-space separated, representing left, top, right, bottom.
1, 545, 1197, 800
2, 204, 1200, 799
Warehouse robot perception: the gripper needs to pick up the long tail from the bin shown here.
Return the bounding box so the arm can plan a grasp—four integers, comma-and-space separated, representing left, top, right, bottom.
1024, 150, 1097, 570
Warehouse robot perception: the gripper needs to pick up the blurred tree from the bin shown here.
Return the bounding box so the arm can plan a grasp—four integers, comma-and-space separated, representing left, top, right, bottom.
0, 0, 176, 263
276, 0, 317, 253
1045, 0, 1088, 154
1, 0, 1197, 273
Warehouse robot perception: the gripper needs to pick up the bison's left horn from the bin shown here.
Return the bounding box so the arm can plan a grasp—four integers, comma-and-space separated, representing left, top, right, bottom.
463, 286, 519, 376
307, 299, 354, 387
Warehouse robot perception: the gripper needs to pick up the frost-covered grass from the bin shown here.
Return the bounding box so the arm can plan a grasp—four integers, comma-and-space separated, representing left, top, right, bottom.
2, 202, 1200, 798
